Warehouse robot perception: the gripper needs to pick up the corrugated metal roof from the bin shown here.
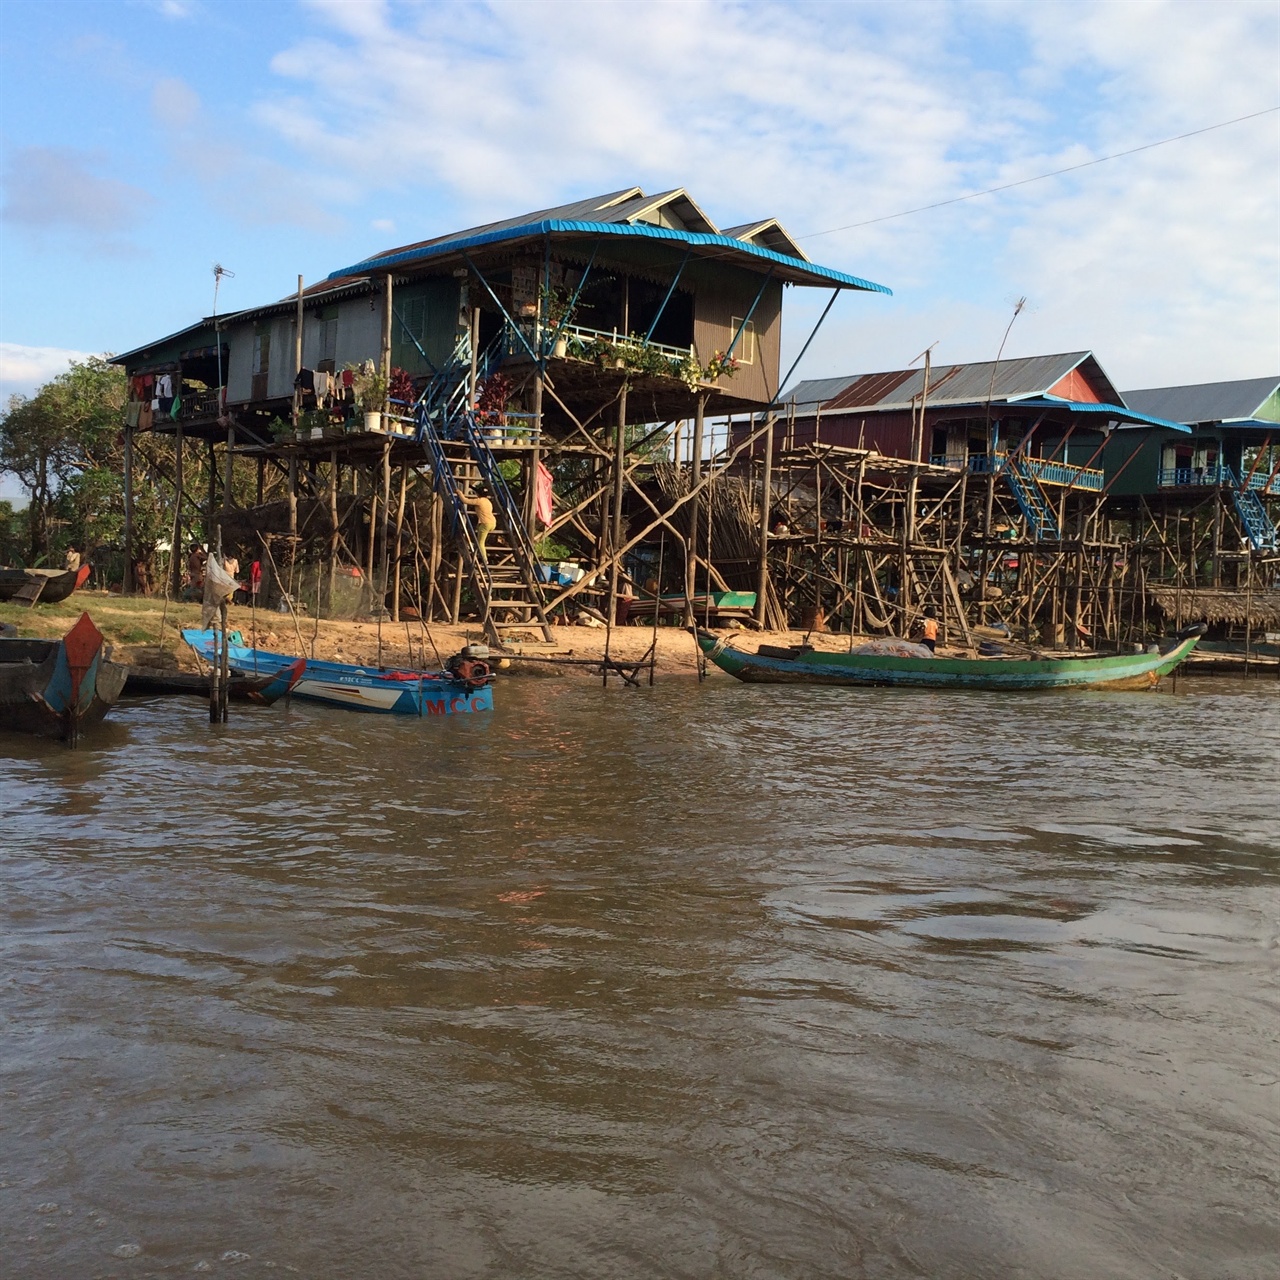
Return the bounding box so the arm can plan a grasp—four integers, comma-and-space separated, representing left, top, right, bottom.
782, 353, 1097, 411
111, 317, 235, 366
362, 189, 645, 263
1122, 377, 1280, 425
327, 218, 891, 293
721, 219, 810, 262
783, 375, 867, 412
1012, 397, 1190, 432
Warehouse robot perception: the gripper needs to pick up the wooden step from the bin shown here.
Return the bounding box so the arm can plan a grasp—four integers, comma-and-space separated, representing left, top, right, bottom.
11, 578, 44, 606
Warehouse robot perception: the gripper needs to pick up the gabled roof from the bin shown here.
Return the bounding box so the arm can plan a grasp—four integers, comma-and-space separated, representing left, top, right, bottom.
362, 188, 647, 265
610, 187, 720, 234
327, 186, 889, 293
781, 352, 1189, 431
1122, 377, 1280, 427
722, 219, 809, 262
784, 353, 1111, 413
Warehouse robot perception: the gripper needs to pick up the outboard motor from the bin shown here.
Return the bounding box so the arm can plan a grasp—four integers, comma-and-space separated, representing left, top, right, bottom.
445, 642, 493, 690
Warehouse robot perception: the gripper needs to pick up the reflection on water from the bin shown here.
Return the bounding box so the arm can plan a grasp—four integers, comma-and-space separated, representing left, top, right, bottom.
1, 678, 1278, 1278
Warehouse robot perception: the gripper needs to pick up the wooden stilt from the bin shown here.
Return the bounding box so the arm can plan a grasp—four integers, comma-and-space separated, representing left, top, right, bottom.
122, 424, 135, 593
392, 461, 408, 623
756, 412, 772, 628
684, 394, 705, 626
170, 425, 184, 597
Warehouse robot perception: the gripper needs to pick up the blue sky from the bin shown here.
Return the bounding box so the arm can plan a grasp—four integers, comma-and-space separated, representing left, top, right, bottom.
1, 0, 1277, 427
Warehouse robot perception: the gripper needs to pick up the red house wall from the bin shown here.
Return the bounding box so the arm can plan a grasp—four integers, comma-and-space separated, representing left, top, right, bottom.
1047, 367, 1105, 404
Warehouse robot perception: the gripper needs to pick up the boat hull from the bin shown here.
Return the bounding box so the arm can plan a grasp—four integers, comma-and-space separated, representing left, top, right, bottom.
123, 657, 306, 705
181, 632, 494, 716
0, 614, 127, 741
0, 565, 88, 604
696, 629, 1204, 692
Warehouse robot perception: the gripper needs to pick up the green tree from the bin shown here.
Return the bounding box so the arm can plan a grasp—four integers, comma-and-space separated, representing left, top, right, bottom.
0, 356, 127, 563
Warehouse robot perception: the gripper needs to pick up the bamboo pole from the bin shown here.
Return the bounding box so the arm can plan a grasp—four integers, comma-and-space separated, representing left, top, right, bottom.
391, 462, 409, 623
123, 423, 134, 593
171, 425, 184, 597
756, 412, 772, 627
377, 439, 392, 665
603, 384, 628, 686
685, 393, 705, 626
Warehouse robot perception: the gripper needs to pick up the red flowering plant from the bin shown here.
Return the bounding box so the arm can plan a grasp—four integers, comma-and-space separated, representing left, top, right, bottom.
475, 372, 514, 425
388, 367, 418, 406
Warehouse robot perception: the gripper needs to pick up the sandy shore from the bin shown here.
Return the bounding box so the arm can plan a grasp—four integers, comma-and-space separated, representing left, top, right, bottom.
0, 590, 886, 681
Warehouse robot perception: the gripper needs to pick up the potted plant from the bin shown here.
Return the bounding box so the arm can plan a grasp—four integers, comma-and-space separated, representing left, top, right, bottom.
351, 364, 389, 432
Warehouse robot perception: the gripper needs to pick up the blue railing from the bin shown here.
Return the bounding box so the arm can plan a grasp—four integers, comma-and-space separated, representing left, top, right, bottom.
1158, 464, 1234, 488
967, 453, 1103, 491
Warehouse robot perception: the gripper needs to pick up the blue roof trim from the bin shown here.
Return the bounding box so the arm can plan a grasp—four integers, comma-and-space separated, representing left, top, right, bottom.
1017, 396, 1191, 433
326, 219, 892, 294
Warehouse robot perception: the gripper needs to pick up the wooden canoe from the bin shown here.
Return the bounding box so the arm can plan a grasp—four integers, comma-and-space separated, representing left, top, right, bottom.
0, 612, 127, 741
696, 624, 1207, 692
0, 565, 91, 605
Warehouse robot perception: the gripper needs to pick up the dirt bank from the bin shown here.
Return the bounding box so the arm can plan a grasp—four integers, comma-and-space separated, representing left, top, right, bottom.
0, 591, 881, 681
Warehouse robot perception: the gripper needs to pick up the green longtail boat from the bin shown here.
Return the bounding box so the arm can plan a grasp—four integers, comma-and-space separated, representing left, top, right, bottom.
696, 624, 1206, 692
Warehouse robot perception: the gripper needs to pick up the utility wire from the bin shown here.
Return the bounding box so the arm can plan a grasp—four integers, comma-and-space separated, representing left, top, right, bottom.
798, 105, 1280, 240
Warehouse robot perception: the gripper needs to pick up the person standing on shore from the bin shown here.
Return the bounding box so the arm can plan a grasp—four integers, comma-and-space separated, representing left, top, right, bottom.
460, 485, 497, 563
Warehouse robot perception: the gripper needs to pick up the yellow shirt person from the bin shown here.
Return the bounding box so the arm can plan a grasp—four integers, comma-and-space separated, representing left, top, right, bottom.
460, 488, 497, 562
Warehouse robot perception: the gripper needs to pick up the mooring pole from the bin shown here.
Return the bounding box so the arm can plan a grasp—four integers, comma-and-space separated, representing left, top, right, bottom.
756, 412, 772, 629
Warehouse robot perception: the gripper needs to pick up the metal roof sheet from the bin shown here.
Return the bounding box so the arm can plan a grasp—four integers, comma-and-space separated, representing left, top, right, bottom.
782, 352, 1097, 411
110, 316, 237, 366
327, 218, 891, 293
1122, 377, 1280, 425
1012, 396, 1190, 432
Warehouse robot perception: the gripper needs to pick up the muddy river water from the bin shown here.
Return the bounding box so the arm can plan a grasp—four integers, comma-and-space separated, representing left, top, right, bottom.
2, 675, 1278, 1278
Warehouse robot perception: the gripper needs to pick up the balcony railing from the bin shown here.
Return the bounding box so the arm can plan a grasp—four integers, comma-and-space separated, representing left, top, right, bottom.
178, 388, 222, 420
967, 452, 1104, 491
504, 319, 694, 369
1159, 464, 1280, 494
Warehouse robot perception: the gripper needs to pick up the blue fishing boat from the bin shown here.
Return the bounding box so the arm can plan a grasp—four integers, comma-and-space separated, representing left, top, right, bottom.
123, 657, 306, 705
0, 612, 128, 742
696, 623, 1206, 692
181, 631, 495, 716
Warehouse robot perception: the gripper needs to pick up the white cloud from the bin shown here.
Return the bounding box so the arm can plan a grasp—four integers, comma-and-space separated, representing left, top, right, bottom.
148, 75, 348, 232
152, 76, 202, 129
224, 0, 1280, 386
0, 343, 95, 405
0, 147, 155, 246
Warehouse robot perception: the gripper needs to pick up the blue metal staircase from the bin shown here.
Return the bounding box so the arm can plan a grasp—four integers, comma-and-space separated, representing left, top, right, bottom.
1228, 471, 1279, 551
413, 336, 552, 645
1003, 456, 1060, 541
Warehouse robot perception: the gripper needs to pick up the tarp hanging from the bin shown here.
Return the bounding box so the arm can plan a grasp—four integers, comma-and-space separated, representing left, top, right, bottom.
200, 555, 238, 629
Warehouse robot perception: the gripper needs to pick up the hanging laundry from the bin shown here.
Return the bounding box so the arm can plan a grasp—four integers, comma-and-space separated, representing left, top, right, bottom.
155, 373, 173, 399
294, 368, 315, 393
535, 461, 554, 527
314, 370, 332, 400
125, 400, 142, 428
138, 401, 154, 430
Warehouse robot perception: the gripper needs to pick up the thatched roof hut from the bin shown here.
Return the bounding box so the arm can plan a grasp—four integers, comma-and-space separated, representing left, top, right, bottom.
1147, 587, 1280, 628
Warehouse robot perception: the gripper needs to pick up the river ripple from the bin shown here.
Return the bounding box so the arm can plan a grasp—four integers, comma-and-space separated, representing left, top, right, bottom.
1, 677, 1278, 1278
